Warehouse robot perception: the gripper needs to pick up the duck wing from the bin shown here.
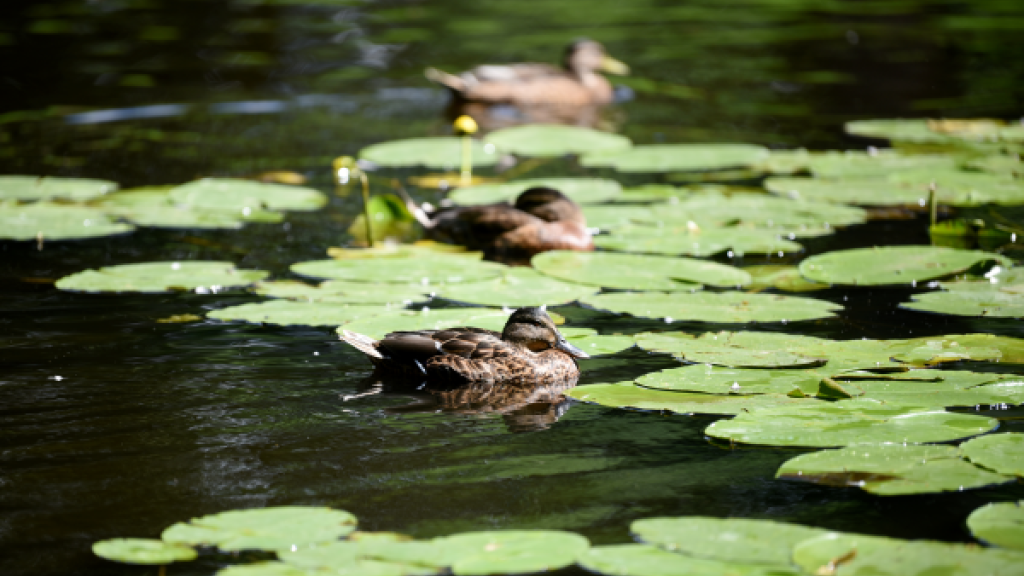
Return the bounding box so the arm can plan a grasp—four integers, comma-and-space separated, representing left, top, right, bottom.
427, 204, 544, 249
377, 327, 512, 364
465, 63, 564, 83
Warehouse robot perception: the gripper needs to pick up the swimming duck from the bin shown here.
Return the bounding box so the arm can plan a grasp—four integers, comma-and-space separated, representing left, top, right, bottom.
339, 307, 589, 388
409, 186, 595, 263
425, 39, 629, 107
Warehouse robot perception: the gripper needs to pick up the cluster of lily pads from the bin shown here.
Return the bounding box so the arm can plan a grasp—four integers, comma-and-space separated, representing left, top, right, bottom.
93, 504, 1024, 575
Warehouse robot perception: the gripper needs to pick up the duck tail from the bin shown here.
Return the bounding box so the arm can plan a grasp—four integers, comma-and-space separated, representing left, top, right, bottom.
339, 330, 383, 359
392, 180, 436, 229
425, 67, 465, 91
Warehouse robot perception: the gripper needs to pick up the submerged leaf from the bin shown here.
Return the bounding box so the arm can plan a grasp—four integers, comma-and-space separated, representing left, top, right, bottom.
436, 268, 597, 307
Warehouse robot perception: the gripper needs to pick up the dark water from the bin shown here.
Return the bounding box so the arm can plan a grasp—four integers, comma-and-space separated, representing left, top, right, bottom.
2, 1, 1024, 574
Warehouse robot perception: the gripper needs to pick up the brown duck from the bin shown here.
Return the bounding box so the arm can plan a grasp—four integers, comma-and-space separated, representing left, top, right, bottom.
339, 307, 589, 388
425, 39, 629, 107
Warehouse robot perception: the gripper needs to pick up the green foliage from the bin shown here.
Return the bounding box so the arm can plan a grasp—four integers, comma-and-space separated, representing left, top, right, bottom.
56, 261, 268, 293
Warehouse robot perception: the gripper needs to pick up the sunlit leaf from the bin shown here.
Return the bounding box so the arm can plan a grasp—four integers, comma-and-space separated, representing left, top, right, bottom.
483, 125, 631, 157
92, 538, 196, 565
56, 261, 268, 293
799, 245, 1011, 286
581, 143, 769, 173
359, 137, 500, 169
967, 501, 1024, 551
582, 291, 840, 323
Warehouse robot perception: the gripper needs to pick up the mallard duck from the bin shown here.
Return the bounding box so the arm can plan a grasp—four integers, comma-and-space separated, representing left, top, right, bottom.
339, 307, 589, 387
425, 39, 629, 106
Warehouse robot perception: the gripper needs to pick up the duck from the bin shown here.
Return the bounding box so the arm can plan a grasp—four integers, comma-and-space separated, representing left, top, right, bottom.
339, 306, 589, 388
425, 39, 629, 107
407, 186, 595, 264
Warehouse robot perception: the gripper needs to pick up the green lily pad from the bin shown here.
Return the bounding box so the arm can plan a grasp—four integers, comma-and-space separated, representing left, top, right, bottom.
637, 365, 820, 395
169, 178, 327, 211
582, 291, 840, 324
903, 289, 1024, 318
890, 339, 1003, 365
0, 175, 118, 201
161, 506, 357, 552
92, 538, 197, 565
752, 149, 812, 175
432, 530, 589, 576
799, 246, 1012, 286
208, 301, 388, 327
93, 186, 284, 228
447, 177, 622, 206
632, 517, 827, 567
292, 257, 506, 285
567, 383, 821, 416
846, 118, 1024, 144
776, 445, 1013, 495
0, 202, 135, 241
216, 562, 330, 576
327, 242, 484, 260
744, 265, 828, 292
655, 192, 867, 236
705, 402, 999, 447
968, 502, 1024, 551
254, 280, 433, 305
581, 143, 769, 173
436, 268, 598, 307
56, 261, 268, 293
483, 125, 631, 157
359, 137, 500, 169
581, 205, 661, 230
533, 251, 749, 290
967, 155, 1023, 177
337, 308, 513, 340
634, 332, 825, 368
888, 169, 1024, 206
805, 150, 957, 178
279, 539, 445, 574
578, 544, 791, 576
960, 433, 1024, 476
594, 227, 803, 257
569, 334, 635, 356
765, 177, 938, 206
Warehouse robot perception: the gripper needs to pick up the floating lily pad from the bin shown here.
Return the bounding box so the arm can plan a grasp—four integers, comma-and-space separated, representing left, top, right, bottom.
581, 143, 769, 173
765, 177, 936, 206
161, 506, 357, 552
967, 155, 1023, 177
169, 178, 327, 211
483, 125, 631, 157
567, 383, 820, 416
637, 365, 820, 395
217, 562, 326, 576
960, 433, 1024, 477
432, 530, 589, 576
752, 149, 812, 175
533, 251, 750, 290
292, 257, 506, 285
705, 402, 998, 447
805, 150, 957, 179
0, 175, 118, 201
337, 308, 513, 340
278, 539, 445, 574
359, 137, 500, 169
776, 445, 1013, 495
327, 242, 484, 260
968, 502, 1024, 551
582, 291, 840, 323
569, 334, 635, 356
580, 205, 661, 230
208, 301, 388, 327
92, 538, 197, 565
744, 265, 828, 292
846, 118, 1024, 144
0, 202, 135, 240
254, 280, 432, 305
93, 186, 284, 228
903, 289, 1024, 318
56, 261, 268, 293
632, 517, 827, 567
889, 169, 1024, 206
799, 246, 1011, 286
594, 227, 803, 257
448, 177, 622, 206
578, 544, 788, 576
436, 268, 598, 307
890, 338, 1003, 365
656, 192, 867, 235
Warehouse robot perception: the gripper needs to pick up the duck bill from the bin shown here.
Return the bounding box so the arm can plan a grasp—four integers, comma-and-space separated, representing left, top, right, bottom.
555, 337, 590, 359
600, 56, 630, 76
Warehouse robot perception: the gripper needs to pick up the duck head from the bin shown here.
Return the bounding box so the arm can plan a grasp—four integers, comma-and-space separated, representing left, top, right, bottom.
502, 307, 590, 359
514, 187, 586, 225
563, 39, 629, 77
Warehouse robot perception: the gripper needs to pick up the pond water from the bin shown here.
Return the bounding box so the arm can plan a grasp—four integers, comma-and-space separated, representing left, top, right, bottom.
2, 0, 1024, 574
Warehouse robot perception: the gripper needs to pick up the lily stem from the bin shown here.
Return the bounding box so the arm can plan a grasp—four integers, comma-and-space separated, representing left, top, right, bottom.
460, 135, 472, 186
360, 172, 374, 247
929, 182, 938, 228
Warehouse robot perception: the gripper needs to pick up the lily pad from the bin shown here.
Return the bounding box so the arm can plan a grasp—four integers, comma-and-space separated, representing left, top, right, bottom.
359, 137, 500, 169
805, 150, 957, 179
93, 186, 284, 228
567, 383, 821, 416
447, 177, 622, 206
483, 125, 631, 157
960, 433, 1024, 476
0, 202, 135, 241
889, 169, 1024, 206
582, 291, 840, 323
436, 268, 598, 307
581, 143, 769, 173
903, 289, 1024, 318
633, 332, 825, 368
569, 334, 635, 356
254, 280, 433, 305
56, 261, 268, 293
278, 539, 445, 574
594, 227, 803, 257
578, 544, 790, 576
533, 251, 749, 291
967, 502, 1024, 551
705, 402, 999, 447
161, 506, 357, 552
337, 308, 513, 340
0, 175, 118, 201
208, 301, 388, 327
169, 178, 327, 211
292, 257, 506, 285
432, 530, 589, 576
327, 242, 484, 260
846, 118, 1024, 144
967, 155, 1023, 177
765, 177, 937, 206
776, 445, 1013, 495
216, 562, 335, 576
799, 246, 1011, 286
92, 538, 197, 565
744, 265, 828, 292
637, 365, 820, 395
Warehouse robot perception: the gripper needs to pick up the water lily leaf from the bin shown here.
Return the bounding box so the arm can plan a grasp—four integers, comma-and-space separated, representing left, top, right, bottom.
967, 155, 1023, 177
359, 137, 500, 169
888, 169, 1024, 206
436, 268, 598, 307
327, 242, 484, 260
744, 265, 828, 292
254, 280, 432, 305
569, 334, 635, 356
903, 289, 1024, 318
533, 251, 749, 290
337, 308, 513, 340
0, 202, 135, 240
657, 192, 867, 235
279, 539, 445, 574
567, 383, 821, 416
448, 177, 621, 206
92, 538, 197, 565
169, 178, 327, 211
594, 226, 803, 257
483, 125, 631, 157
960, 433, 1024, 476
765, 177, 937, 206
847, 118, 1024, 144
581, 205, 661, 229
581, 143, 769, 173
632, 517, 827, 567
161, 506, 357, 552
637, 365, 820, 395
56, 261, 268, 293
776, 445, 1013, 495
208, 301, 388, 326
578, 543, 792, 576
617, 184, 691, 203
432, 530, 589, 576
292, 257, 506, 285
582, 291, 840, 323
805, 150, 957, 179
216, 561, 332, 576
752, 149, 812, 175
705, 402, 999, 447
968, 502, 1024, 551
799, 246, 1012, 286
890, 339, 1003, 365
0, 175, 118, 201
633, 333, 824, 368
93, 187, 283, 228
